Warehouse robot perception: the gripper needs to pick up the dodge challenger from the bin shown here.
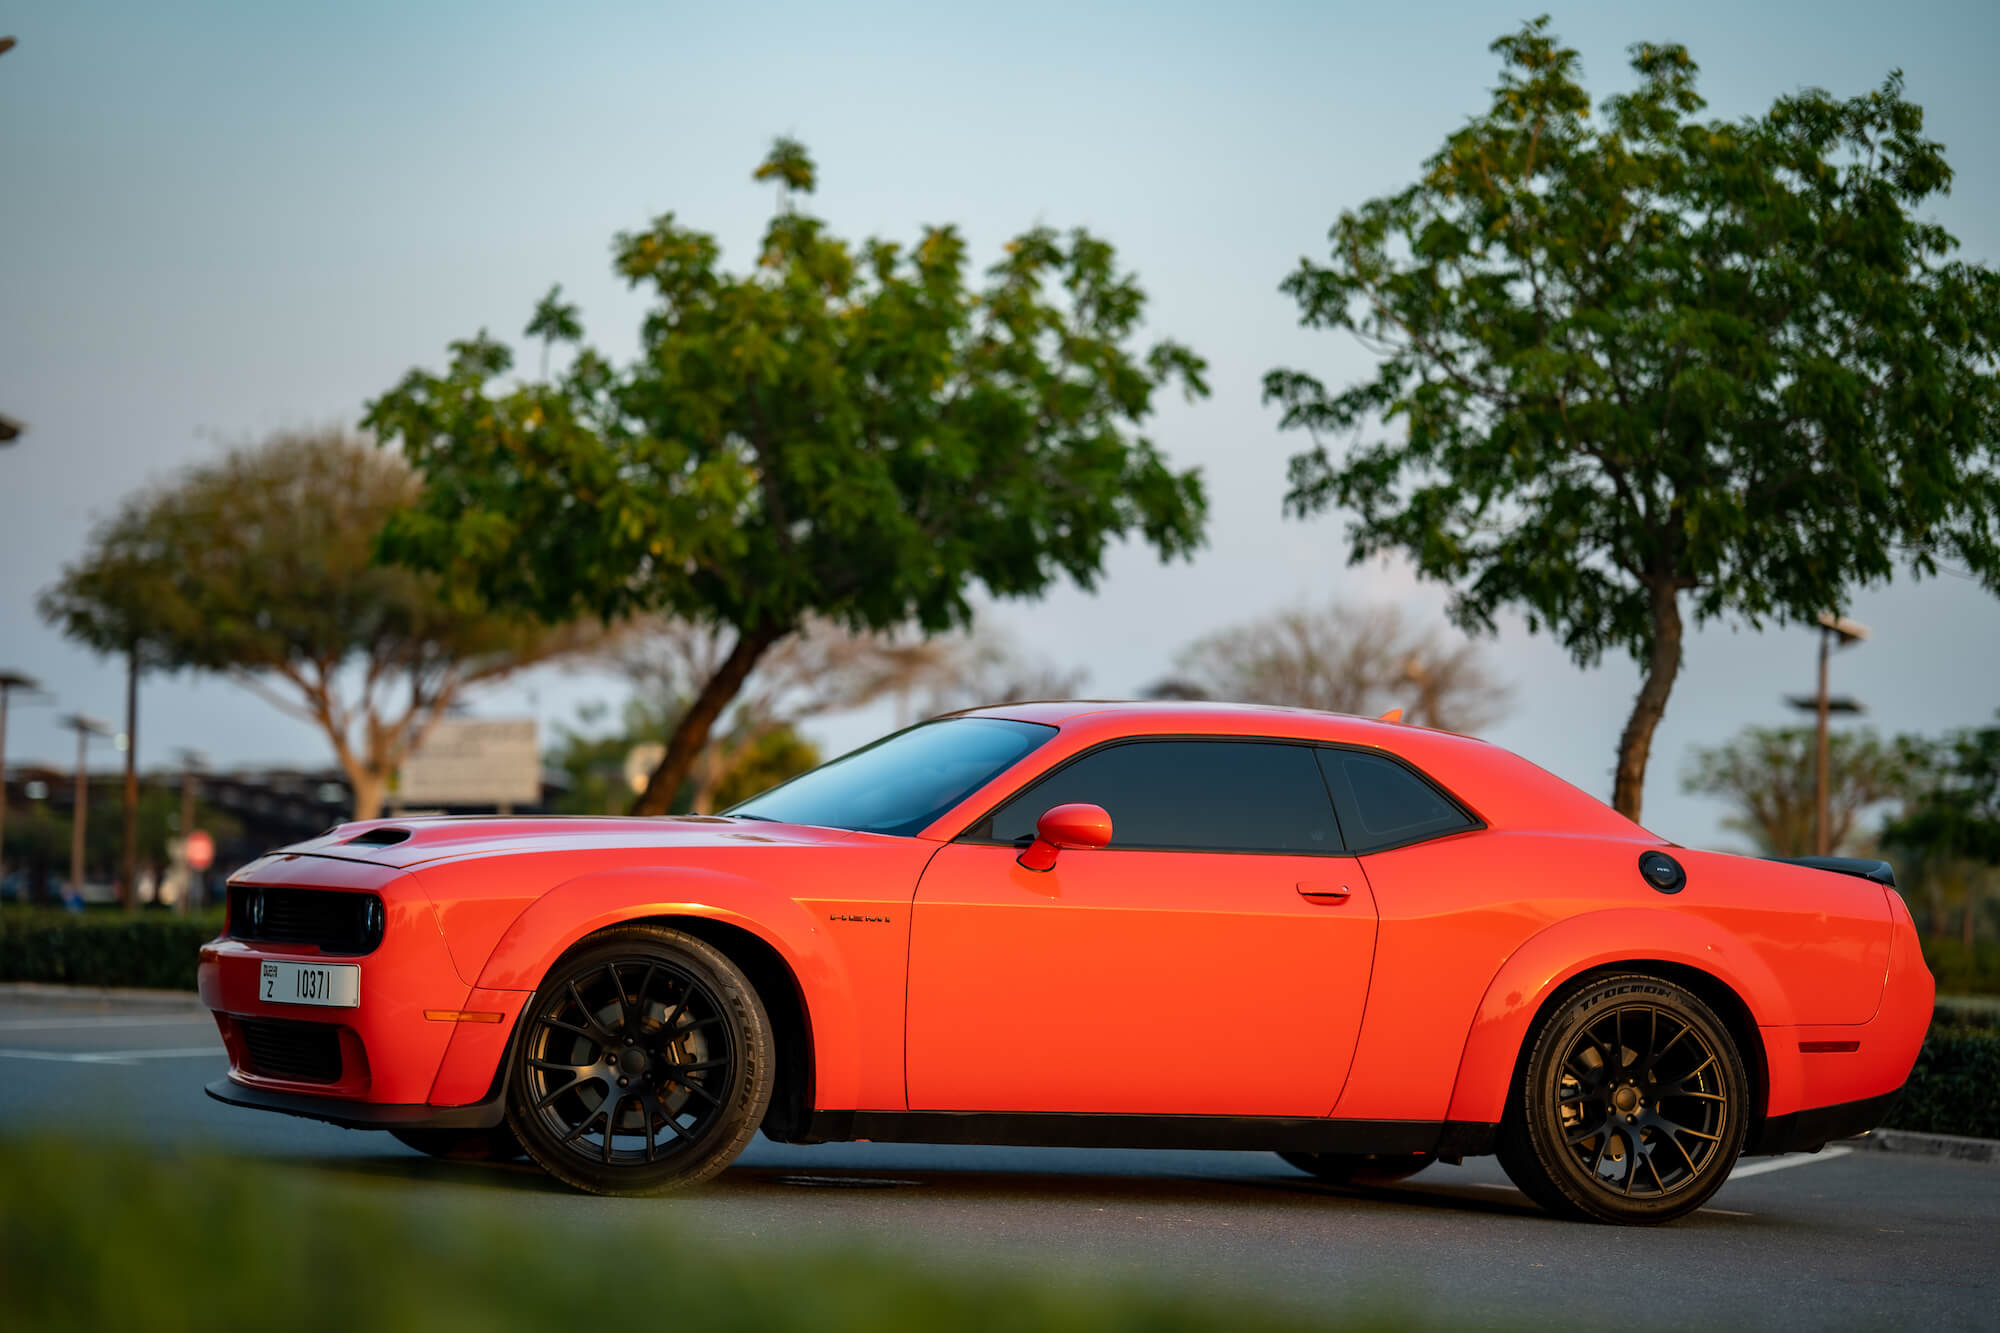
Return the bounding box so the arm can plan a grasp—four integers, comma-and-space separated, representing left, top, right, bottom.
200, 701, 1932, 1224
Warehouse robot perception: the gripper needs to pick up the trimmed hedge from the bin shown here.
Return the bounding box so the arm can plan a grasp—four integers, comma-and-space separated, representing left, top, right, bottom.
1919, 936, 2000, 997
0, 908, 220, 990
1885, 1019, 2000, 1140
0, 1140, 1400, 1333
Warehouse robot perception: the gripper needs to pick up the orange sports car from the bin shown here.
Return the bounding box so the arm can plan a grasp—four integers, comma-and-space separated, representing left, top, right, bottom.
200, 702, 1932, 1224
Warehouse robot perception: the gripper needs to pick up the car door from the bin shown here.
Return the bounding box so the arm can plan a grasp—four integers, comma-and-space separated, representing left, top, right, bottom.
905, 738, 1379, 1117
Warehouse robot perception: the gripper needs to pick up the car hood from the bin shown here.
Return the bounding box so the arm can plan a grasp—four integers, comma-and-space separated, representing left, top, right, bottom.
249, 814, 863, 871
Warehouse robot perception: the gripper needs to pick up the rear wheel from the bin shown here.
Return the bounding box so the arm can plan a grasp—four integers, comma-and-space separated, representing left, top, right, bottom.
505, 926, 774, 1195
1279, 1151, 1434, 1185
1497, 973, 1747, 1225
389, 1126, 523, 1162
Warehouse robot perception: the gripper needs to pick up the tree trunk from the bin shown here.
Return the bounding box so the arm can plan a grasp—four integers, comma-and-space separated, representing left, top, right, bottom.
1611, 580, 1684, 825
631, 623, 784, 817
121, 648, 139, 912
349, 769, 387, 822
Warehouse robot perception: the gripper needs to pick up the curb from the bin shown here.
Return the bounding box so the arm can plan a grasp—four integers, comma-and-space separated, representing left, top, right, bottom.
1853, 1129, 2000, 1165
0, 981, 204, 1008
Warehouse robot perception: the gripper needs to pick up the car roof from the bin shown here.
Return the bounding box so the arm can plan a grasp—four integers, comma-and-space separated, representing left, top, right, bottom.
951, 698, 1484, 746
943, 699, 1645, 841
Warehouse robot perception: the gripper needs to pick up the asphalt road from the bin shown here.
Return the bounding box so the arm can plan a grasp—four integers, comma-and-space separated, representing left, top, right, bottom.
3, 987, 1994, 1330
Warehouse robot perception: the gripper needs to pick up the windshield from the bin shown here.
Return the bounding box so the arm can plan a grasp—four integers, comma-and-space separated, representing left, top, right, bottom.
728, 717, 1056, 837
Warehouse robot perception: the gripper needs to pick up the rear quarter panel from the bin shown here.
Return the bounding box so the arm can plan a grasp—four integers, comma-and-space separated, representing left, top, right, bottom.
1335, 830, 1893, 1125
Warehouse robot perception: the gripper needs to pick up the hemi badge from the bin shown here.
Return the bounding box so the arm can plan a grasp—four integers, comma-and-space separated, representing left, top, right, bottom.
1797, 1040, 1860, 1053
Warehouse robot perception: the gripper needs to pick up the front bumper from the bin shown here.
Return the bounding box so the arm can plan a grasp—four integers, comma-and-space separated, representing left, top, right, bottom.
200, 853, 524, 1120
203, 1077, 505, 1130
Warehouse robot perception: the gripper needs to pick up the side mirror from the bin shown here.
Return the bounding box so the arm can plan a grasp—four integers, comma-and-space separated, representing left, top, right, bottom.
1017, 803, 1113, 872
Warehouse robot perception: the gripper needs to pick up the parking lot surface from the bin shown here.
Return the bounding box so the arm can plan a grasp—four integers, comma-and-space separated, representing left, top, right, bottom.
3, 988, 1994, 1329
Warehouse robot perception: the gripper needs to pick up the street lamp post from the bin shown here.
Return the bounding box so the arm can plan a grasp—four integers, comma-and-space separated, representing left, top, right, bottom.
0, 670, 41, 892
174, 748, 207, 912
60, 715, 111, 904
1785, 614, 1870, 857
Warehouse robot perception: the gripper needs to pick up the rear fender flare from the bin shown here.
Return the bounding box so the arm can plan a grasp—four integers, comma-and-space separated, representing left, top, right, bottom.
1443, 908, 1788, 1126
473, 867, 859, 1107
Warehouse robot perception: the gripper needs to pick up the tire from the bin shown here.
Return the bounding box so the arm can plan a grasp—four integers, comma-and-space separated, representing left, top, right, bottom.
1497, 972, 1749, 1225
1279, 1151, 1434, 1185
505, 925, 775, 1196
390, 1126, 524, 1162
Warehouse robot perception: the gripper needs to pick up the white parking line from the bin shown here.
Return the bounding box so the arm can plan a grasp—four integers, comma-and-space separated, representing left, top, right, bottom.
0, 1046, 221, 1066
1726, 1146, 1852, 1179
0, 1014, 212, 1031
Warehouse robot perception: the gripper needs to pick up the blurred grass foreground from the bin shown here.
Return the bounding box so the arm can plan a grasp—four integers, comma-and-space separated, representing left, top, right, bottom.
0, 1140, 1413, 1333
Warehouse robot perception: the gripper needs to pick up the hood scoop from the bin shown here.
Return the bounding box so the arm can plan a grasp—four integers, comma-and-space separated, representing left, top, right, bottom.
346, 827, 413, 846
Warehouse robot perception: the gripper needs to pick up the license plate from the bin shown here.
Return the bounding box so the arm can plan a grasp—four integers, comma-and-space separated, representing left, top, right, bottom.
260, 960, 360, 1008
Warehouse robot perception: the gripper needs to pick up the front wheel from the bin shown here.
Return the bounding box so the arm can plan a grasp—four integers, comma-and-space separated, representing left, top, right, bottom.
1279, 1151, 1434, 1185
1497, 973, 1748, 1225
505, 925, 774, 1195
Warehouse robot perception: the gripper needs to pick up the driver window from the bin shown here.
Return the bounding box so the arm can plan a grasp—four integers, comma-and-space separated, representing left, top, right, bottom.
972, 740, 1343, 854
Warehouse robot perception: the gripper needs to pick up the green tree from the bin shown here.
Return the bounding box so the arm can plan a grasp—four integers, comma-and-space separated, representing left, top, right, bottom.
367, 139, 1208, 815
1266, 18, 2000, 823
524, 284, 583, 379
34, 486, 191, 908
546, 694, 820, 816
40, 430, 583, 821
1885, 716, 2000, 946
1681, 725, 1905, 857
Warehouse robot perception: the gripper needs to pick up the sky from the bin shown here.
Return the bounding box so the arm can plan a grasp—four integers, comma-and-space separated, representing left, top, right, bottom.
2, 0, 1997, 851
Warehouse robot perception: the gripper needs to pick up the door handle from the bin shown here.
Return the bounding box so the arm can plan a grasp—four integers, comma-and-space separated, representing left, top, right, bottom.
1297, 881, 1351, 900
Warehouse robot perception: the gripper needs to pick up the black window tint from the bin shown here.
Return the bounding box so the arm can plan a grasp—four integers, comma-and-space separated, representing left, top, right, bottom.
980, 741, 1342, 854
1318, 749, 1473, 850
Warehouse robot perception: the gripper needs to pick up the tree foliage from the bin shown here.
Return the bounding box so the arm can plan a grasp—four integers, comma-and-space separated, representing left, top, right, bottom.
546, 693, 821, 817
1680, 725, 1905, 857
1266, 18, 2000, 822
1172, 602, 1508, 733
366, 139, 1208, 814
1885, 715, 2000, 945
39, 430, 579, 819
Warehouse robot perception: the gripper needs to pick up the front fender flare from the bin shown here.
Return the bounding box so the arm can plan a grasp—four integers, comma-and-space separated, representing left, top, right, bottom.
1443, 908, 1789, 1126
472, 866, 863, 1109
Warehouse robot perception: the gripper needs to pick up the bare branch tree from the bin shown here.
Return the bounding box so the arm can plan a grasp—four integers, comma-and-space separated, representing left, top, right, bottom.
1172, 601, 1509, 733
597, 617, 1088, 811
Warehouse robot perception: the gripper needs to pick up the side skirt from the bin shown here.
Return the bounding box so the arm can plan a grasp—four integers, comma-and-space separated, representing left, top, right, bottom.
789, 1111, 1498, 1157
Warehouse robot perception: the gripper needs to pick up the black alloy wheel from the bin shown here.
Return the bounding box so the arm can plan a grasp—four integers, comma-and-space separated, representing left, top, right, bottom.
1498, 973, 1748, 1225
506, 926, 774, 1195
1278, 1151, 1435, 1185
389, 1126, 524, 1162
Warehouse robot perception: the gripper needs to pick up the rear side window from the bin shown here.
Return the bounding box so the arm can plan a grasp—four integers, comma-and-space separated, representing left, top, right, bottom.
971, 739, 1343, 854
1317, 749, 1475, 852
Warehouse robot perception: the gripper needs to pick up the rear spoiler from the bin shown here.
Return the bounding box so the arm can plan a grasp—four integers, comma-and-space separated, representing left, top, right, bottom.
1767, 856, 1896, 888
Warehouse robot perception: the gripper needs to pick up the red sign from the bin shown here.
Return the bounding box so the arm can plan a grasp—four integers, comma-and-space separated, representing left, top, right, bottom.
184, 830, 215, 872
